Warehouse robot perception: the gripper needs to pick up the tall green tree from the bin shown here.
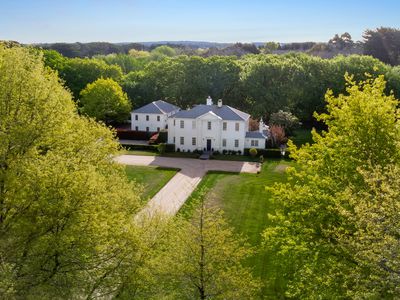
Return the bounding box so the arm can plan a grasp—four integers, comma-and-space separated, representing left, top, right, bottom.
60, 57, 123, 99
80, 78, 131, 124
263, 75, 400, 298
159, 198, 261, 299
363, 27, 400, 65
0, 45, 143, 298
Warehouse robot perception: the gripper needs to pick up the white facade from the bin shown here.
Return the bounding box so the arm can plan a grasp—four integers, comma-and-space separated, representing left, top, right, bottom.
167, 113, 248, 153
130, 100, 180, 132
133, 98, 268, 154
131, 112, 168, 132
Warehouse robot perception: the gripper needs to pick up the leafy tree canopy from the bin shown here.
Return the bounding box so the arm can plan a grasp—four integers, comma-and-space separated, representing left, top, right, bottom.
80, 77, 131, 124
0, 45, 143, 298
263, 75, 400, 298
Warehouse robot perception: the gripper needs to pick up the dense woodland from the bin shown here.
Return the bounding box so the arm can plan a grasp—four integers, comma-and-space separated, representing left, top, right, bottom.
32, 27, 400, 126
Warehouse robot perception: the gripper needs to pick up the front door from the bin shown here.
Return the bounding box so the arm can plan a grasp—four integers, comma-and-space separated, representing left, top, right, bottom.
206, 139, 212, 151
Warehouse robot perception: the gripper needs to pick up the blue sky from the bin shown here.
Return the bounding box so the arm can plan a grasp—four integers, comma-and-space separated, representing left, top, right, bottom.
1, 0, 399, 43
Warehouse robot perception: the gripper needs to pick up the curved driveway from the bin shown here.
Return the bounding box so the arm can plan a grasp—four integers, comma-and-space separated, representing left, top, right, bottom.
115, 155, 260, 218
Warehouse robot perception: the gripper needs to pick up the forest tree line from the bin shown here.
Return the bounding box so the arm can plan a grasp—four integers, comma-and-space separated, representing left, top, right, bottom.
40, 41, 400, 125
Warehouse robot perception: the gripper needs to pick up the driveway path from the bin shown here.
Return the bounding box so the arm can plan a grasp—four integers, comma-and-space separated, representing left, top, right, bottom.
115, 155, 260, 217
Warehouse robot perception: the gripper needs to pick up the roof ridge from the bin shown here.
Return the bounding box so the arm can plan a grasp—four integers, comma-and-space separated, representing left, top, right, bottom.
226, 105, 250, 120
152, 101, 165, 114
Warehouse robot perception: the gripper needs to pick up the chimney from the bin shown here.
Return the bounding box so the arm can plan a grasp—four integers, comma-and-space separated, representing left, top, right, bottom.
217, 99, 222, 108
206, 96, 213, 106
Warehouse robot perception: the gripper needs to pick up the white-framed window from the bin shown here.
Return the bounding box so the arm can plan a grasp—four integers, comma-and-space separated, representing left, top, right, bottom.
192, 120, 196, 129
192, 137, 196, 145
234, 139, 239, 148
135, 114, 138, 121
222, 139, 227, 147
180, 136, 184, 145
251, 140, 259, 147
180, 120, 184, 129
174, 119, 176, 126
173, 137, 175, 143
235, 122, 239, 131
146, 115, 149, 121
223, 122, 227, 131
135, 126, 138, 131
157, 127, 160, 132
208, 121, 211, 130
157, 115, 160, 121
146, 127, 149, 132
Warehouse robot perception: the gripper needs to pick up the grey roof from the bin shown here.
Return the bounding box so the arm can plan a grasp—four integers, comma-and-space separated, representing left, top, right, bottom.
171, 104, 250, 121
245, 131, 267, 139
133, 100, 180, 114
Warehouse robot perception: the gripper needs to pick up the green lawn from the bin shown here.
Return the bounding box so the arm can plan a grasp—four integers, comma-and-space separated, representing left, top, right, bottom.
178, 160, 294, 298
125, 165, 178, 206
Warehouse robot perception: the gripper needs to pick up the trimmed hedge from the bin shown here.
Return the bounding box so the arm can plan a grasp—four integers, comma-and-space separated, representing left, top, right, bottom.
165, 144, 175, 152
116, 129, 153, 140
123, 144, 158, 152
244, 148, 291, 158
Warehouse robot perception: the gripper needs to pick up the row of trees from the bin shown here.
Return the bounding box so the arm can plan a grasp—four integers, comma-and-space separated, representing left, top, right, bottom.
41, 46, 400, 125
264, 75, 400, 298
0, 45, 260, 298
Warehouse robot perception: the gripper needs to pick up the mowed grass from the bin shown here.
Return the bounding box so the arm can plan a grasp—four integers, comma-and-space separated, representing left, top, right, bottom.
178, 160, 294, 298
125, 165, 178, 205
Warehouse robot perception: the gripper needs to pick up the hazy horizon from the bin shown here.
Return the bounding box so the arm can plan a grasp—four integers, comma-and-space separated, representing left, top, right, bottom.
1, 0, 399, 44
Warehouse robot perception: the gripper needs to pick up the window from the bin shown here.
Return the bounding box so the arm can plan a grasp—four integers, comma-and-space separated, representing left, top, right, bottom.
192, 137, 196, 145
135, 126, 138, 131
180, 120, 184, 129
157, 127, 160, 132
157, 115, 160, 121
234, 139, 239, 148
146, 115, 149, 121
235, 122, 239, 131
251, 140, 258, 147
173, 137, 175, 143
146, 127, 149, 132
192, 120, 196, 129
208, 121, 211, 130
222, 139, 227, 147
223, 122, 227, 131
180, 137, 184, 145
135, 114, 138, 121
173, 119, 176, 126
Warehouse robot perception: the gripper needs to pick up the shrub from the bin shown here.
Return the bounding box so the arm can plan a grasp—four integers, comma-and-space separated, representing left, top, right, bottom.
157, 143, 166, 154
116, 129, 153, 140
165, 143, 175, 152
123, 144, 157, 152
213, 150, 220, 155
249, 148, 258, 157
222, 149, 227, 155
244, 148, 291, 158
177, 148, 180, 152
238, 150, 242, 155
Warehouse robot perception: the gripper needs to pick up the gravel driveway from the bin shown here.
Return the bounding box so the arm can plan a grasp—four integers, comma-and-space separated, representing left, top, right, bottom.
115, 155, 260, 217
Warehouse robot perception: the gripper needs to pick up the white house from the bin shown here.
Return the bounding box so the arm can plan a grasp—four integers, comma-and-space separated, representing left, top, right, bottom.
131, 100, 181, 132
166, 97, 267, 153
